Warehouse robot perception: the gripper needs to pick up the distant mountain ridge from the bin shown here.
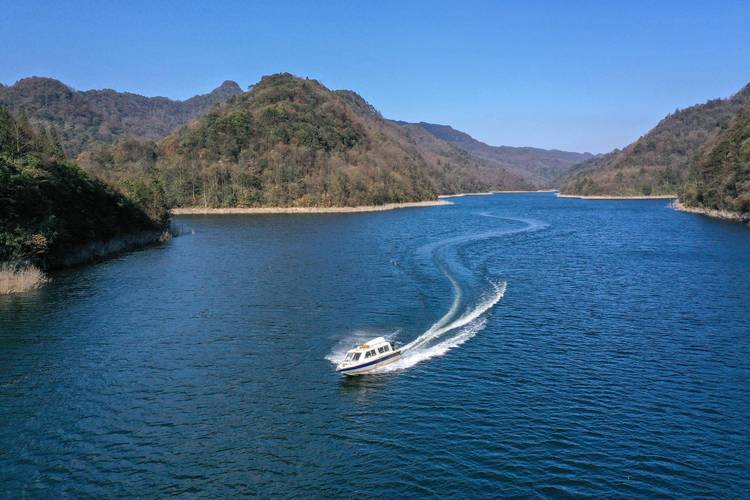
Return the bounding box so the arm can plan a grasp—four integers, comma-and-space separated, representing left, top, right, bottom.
0, 73, 605, 209
0, 75, 592, 192
0, 77, 243, 155
560, 83, 750, 196
391, 121, 533, 192
395, 121, 595, 187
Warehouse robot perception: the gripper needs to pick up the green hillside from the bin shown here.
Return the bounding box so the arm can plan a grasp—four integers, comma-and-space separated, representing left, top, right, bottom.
0, 109, 163, 270
81, 73, 532, 208
681, 104, 750, 214
560, 84, 750, 196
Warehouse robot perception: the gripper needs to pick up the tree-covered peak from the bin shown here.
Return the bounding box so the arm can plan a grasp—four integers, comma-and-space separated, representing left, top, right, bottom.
0, 77, 242, 156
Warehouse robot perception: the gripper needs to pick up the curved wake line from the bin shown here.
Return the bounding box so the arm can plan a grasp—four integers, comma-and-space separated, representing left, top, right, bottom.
401, 281, 505, 353
329, 215, 547, 373
377, 281, 506, 373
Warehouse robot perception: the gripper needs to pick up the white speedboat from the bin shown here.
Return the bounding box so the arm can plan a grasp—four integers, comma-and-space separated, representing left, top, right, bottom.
336, 337, 401, 376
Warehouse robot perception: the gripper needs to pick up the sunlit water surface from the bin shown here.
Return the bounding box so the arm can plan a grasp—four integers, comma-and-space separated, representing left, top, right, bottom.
2, 193, 749, 496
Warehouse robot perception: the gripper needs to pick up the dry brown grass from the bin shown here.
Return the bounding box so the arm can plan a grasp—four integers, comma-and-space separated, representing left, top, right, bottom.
169, 200, 451, 215
0, 263, 49, 294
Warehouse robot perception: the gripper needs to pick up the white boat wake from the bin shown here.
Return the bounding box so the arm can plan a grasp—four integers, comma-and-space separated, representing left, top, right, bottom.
378, 281, 506, 372
328, 215, 547, 373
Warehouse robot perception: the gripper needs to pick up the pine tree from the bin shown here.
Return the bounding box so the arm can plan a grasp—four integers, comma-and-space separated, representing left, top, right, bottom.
43, 126, 65, 161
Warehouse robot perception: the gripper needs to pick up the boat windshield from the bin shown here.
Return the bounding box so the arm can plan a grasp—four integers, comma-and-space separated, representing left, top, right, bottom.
345, 352, 361, 362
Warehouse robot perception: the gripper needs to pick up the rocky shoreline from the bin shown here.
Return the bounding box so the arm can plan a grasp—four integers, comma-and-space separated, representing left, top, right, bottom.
439, 190, 557, 198
671, 200, 749, 224
556, 195, 749, 225
557, 193, 678, 200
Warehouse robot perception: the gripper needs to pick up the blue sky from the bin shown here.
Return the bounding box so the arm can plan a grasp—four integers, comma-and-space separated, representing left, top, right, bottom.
2, 0, 748, 153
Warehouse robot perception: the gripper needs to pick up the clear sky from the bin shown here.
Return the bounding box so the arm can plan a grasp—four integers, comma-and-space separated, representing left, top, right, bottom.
2, 0, 749, 153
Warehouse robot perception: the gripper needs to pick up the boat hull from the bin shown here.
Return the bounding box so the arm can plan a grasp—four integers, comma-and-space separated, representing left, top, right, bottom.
337, 351, 401, 376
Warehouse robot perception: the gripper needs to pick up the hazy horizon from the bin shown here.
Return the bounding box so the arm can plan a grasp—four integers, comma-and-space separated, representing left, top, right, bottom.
2, 0, 749, 153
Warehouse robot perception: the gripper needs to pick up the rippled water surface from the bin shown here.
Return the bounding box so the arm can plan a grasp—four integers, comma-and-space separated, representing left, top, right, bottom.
2, 193, 749, 497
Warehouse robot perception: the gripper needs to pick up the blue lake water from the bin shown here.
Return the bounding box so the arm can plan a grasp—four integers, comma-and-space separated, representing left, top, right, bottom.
1, 193, 749, 497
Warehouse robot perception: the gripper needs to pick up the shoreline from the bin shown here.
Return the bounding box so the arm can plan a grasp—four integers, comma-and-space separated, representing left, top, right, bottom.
671, 200, 743, 222
0, 229, 171, 295
170, 200, 452, 215
557, 193, 677, 200
439, 190, 557, 199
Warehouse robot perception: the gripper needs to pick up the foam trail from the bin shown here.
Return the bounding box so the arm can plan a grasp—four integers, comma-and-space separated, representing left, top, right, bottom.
402, 281, 506, 352
378, 282, 507, 372
329, 214, 546, 373
398, 216, 540, 355
429, 263, 463, 335
382, 319, 487, 372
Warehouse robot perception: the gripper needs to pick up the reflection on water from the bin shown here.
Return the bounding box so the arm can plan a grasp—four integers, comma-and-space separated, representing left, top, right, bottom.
337, 374, 394, 397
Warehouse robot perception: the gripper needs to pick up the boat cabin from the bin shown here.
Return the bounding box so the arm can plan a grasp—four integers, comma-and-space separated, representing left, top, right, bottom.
336, 336, 401, 375
343, 337, 395, 362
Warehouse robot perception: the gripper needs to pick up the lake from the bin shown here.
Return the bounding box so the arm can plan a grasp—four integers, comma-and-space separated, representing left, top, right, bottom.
1, 193, 749, 497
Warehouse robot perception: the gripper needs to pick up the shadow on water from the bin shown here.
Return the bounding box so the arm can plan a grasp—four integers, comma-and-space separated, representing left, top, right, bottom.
336, 372, 397, 397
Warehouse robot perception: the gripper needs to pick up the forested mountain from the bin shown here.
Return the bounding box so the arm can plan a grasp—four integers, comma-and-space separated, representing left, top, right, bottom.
80, 73, 533, 208
336, 90, 533, 193
0, 109, 163, 271
392, 121, 533, 192
681, 104, 750, 214
560, 83, 750, 196
1, 73, 595, 208
395, 121, 594, 187
0, 77, 242, 156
